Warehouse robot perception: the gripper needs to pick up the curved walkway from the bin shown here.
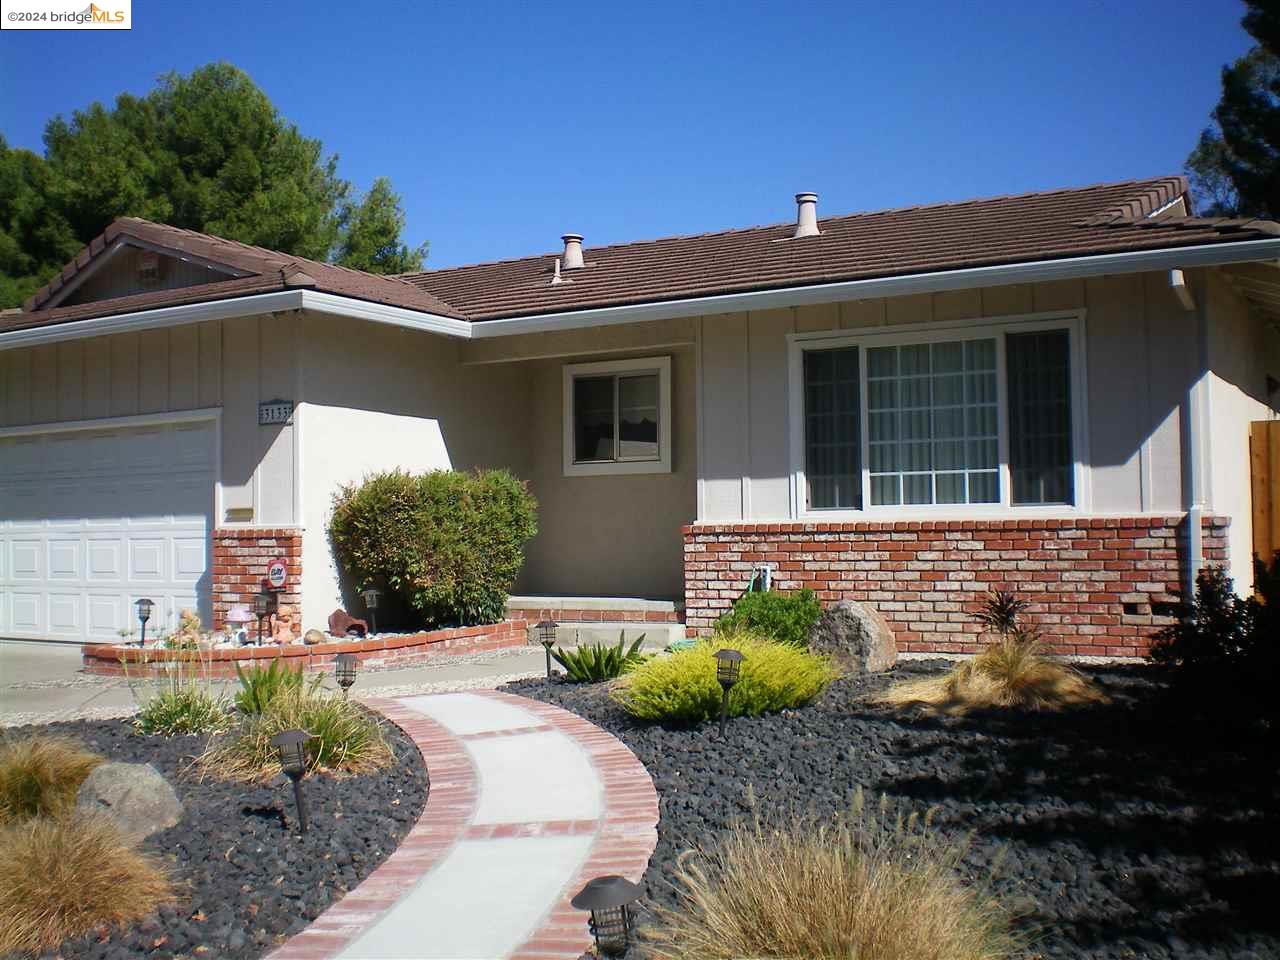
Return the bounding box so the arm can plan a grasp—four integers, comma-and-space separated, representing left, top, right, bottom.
268, 690, 659, 960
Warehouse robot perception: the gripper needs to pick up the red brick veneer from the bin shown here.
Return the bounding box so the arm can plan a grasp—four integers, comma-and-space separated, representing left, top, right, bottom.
684, 515, 1229, 657
211, 528, 303, 637
81, 618, 530, 677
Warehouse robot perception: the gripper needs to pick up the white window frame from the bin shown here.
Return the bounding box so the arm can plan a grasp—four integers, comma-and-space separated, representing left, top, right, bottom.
787, 311, 1090, 519
563, 355, 672, 477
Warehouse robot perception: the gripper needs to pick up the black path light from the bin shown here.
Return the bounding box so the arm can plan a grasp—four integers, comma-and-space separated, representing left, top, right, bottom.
361, 587, 381, 634
535, 619, 558, 680
271, 728, 313, 834
253, 589, 278, 645
714, 648, 744, 737
335, 653, 359, 698
571, 875, 643, 956
134, 598, 154, 648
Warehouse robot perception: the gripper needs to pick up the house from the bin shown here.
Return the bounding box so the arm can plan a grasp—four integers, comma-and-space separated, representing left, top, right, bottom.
2, 176, 1278, 657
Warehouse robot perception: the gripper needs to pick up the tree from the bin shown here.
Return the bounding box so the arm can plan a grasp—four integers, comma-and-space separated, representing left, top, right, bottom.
0, 137, 81, 308
336, 178, 428, 274
0, 62, 425, 308
1187, 2, 1280, 217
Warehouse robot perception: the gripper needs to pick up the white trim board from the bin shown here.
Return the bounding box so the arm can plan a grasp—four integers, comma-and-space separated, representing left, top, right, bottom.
5, 237, 1280, 351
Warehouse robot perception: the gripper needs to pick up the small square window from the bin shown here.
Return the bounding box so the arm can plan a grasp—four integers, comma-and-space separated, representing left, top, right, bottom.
563, 357, 672, 476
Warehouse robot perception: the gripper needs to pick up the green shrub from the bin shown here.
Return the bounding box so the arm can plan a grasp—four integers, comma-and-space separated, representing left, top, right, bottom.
234, 660, 311, 715
198, 686, 392, 782
713, 588, 822, 647
0, 736, 103, 824
552, 634, 646, 683
329, 468, 538, 627
614, 631, 837, 724
134, 684, 234, 736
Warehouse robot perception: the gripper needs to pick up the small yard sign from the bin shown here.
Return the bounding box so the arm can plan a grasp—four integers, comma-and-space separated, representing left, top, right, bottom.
266, 557, 289, 591
258, 399, 293, 426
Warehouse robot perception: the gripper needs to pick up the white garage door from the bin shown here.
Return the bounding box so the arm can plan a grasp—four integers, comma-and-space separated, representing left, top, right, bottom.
0, 419, 215, 643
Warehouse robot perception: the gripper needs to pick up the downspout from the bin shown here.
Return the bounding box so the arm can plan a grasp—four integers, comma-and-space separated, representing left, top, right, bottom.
1182, 269, 1212, 599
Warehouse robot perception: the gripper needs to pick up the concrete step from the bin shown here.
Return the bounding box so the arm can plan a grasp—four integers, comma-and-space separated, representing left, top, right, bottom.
528, 622, 683, 651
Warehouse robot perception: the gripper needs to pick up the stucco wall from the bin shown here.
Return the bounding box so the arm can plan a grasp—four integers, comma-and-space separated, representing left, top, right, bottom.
295, 310, 532, 627
1204, 270, 1280, 590
0, 313, 299, 527
695, 273, 1203, 523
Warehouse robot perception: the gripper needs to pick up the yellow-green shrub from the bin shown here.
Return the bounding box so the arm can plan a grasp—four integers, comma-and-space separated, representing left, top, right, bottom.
613, 632, 836, 724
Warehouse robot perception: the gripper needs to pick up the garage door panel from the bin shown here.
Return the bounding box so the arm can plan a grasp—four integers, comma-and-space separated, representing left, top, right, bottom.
0, 420, 213, 641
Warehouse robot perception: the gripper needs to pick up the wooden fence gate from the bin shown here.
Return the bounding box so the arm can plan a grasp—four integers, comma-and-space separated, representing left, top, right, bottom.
1250, 420, 1280, 563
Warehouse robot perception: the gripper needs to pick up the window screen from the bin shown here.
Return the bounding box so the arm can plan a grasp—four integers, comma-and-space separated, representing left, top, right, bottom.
803, 347, 861, 509
1007, 330, 1073, 505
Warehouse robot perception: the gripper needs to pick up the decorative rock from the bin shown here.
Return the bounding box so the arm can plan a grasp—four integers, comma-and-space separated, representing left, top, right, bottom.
75, 762, 182, 841
328, 609, 368, 638
807, 599, 897, 675
303, 628, 326, 645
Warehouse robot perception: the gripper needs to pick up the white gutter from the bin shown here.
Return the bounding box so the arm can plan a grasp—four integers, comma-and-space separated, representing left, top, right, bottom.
0, 289, 472, 351
5, 236, 1280, 350
469, 237, 1280, 337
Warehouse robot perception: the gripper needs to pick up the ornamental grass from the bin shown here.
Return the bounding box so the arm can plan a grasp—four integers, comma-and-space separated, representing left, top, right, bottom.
642, 791, 1023, 960
197, 685, 393, 782
0, 813, 173, 955
0, 734, 103, 824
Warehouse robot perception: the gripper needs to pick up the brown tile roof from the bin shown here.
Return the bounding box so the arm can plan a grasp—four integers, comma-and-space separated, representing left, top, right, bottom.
6, 177, 1280, 337
4, 218, 463, 333
399, 176, 1280, 321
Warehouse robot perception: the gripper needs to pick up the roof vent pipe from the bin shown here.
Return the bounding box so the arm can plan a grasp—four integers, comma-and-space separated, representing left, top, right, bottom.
561, 234, 585, 270
794, 193, 820, 238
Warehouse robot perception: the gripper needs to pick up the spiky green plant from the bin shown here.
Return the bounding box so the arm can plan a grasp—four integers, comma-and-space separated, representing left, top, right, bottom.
551, 634, 646, 683
233, 659, 315, 715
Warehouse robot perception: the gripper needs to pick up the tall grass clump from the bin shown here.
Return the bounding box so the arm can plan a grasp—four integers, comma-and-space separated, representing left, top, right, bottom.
643, 790, 1022, 960
0, 814, 173, 955
234, 659, 312, 715
879, 589, 1106, 715
127, 646, 234, 736
613, 631, 836, 724
0, 736, 103, 823
199, 686, 392, 782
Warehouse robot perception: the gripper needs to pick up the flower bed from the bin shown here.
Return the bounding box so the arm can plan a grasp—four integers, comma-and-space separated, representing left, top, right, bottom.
507, 664, 1280, 960
82, 618, 530, 678
7, 710, 427, 960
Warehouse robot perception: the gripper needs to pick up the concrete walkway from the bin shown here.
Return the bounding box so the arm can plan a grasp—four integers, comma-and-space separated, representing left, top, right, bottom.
268, 691, 658, 960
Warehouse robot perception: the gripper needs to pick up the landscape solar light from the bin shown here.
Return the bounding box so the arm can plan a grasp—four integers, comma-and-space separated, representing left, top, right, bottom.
271, 729, 313, 834
335, 653, 359, 698
253, 589, 277, 645
714, 648, 744, 737
134, 598, 154, 648
361, 587, 381, 634
536, 619, 558, 680
571, 875, 643, 956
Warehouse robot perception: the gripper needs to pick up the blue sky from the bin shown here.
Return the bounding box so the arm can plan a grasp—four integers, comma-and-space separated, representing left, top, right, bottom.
0, 1, 1256, 268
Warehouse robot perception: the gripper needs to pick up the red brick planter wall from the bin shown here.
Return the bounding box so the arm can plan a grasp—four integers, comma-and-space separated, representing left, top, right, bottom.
683, 515, 1229, 657
82, 618, 530, 678
212, 528, 302, 638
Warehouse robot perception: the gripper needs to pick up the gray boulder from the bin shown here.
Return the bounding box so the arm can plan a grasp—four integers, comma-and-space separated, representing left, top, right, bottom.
75, 762, 182, 841
808, 600, 898, 675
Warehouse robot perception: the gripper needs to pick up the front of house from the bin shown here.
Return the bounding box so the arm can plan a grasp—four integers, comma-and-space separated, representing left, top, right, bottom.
2, 176, 1278, 655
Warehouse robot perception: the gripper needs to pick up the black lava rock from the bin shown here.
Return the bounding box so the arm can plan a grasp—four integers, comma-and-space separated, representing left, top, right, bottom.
508, 663, 1280, 960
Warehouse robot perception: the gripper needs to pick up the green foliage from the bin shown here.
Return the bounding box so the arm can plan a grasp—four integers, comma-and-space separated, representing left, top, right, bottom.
233, 659, 314, 715
714, 588, 822, 647
199, 687, 392, 782
1186, 4, 1280, 217
337, 177, 427, 274
614, 632, 837, 725
329, 468, 538, 628
552, 634, 646, 683
1, 62, 428, 307
133, 683, 234, 736
0, 736, 103, 823
1149, 555, 1280, 684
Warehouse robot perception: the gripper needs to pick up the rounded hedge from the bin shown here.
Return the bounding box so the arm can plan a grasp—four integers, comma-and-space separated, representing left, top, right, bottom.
328, 469, 537, 628
612, 631, 837, 724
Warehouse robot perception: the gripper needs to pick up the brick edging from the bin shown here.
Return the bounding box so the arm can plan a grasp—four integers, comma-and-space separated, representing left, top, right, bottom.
265, 692, 659, 960
265, 698, 480, 960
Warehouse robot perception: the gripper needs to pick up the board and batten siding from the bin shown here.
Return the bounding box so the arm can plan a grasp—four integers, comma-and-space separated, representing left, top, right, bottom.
695, 272, 1211, 523
0, 314, 300, 527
